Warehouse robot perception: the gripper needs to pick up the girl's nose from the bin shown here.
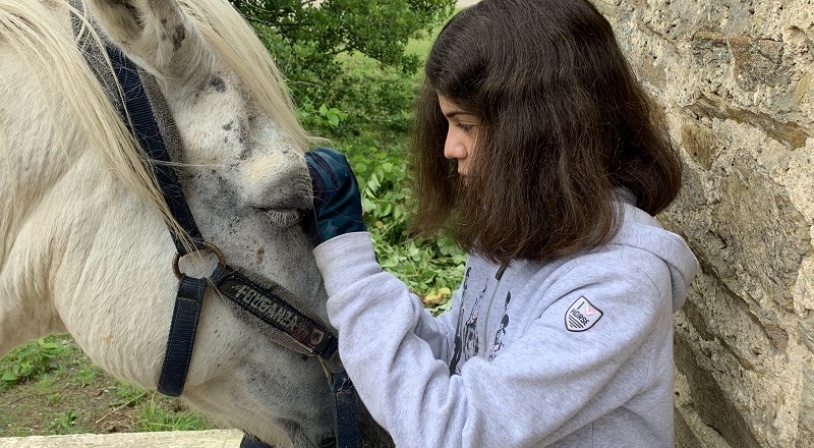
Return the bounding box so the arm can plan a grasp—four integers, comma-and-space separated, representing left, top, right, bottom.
444, 130, 467, 161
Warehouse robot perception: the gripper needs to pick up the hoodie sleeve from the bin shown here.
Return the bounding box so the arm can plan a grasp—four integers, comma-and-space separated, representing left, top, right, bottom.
410, 294, 459, 362
388, 289, 458, 362
314, 232, 673, 448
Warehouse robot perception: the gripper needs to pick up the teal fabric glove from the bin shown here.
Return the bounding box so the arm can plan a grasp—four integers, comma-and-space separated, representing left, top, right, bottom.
304, 148, 366, 247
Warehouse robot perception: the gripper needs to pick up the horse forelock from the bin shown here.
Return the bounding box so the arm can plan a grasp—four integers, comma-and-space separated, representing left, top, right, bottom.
178, 0, 312, 153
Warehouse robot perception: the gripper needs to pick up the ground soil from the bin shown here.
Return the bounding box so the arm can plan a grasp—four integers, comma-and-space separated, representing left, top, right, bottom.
0, 339, 212, 438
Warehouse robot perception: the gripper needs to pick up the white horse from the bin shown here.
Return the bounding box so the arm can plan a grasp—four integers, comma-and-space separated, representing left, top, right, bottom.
0, 1, 391, 447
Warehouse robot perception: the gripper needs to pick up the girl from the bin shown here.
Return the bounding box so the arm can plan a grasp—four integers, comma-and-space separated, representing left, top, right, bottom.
305, 0, 699, 446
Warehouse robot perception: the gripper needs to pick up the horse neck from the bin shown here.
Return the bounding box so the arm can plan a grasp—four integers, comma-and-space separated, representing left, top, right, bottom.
0, 1, 177, 378
1, 115, 172, 362
0, 45, 172, 366
0, 45, 78, 352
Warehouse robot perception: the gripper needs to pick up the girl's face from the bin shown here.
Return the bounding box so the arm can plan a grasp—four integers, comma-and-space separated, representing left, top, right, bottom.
438, 94, 480, 180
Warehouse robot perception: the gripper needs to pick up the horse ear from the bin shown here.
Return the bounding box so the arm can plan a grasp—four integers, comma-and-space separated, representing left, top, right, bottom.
84, 0, 212, 85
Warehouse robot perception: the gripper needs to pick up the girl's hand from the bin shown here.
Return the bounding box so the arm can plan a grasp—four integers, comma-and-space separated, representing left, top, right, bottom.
303, 147, 366, 247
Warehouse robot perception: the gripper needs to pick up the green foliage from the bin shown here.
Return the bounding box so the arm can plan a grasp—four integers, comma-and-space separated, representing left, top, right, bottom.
323, 62, 419, 135
232, 0, 453, 73
345, 139, 465, 314
0, 337, 68, 387
231, 0, 455, 134
296, 102, 348, 133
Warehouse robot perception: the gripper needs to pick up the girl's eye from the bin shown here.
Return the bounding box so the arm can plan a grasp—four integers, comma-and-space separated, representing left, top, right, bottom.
458, 123, 475, 133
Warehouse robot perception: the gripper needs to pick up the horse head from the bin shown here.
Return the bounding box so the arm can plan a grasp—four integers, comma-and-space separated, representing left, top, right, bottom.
0, 1, 391, 446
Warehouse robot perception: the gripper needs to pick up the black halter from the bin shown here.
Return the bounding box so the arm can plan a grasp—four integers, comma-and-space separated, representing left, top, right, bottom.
99, 32, 340, 393
72, 5, 359, 447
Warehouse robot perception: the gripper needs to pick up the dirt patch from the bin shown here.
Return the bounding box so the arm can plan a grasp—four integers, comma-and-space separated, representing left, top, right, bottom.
0, 338, 213, 437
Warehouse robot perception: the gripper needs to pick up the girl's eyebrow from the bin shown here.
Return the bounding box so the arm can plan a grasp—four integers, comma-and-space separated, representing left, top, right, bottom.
444, 110, 476, 119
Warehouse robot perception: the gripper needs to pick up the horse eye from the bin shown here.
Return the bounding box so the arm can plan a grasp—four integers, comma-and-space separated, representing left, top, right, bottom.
263, 209, 302, 228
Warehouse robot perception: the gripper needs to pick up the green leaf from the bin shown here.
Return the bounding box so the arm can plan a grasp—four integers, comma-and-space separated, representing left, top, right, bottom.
366, 173, 381, 193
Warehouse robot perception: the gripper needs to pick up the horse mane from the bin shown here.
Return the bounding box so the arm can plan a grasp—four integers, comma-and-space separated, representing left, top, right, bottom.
0, 0, 311, 249
0, 1, 155, 258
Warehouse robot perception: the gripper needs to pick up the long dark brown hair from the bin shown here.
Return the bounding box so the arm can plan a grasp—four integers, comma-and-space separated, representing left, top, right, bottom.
409, 0, 682, 265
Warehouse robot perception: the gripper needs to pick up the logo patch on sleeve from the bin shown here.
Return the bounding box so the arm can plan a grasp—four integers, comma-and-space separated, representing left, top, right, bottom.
565, 297, 603, 332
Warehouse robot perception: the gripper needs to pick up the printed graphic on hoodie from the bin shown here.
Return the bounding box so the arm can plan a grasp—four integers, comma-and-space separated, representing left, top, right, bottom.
450, 268, 490, 375
490, 292, 511, 360
449, 268, 471, 375
450, 275, 517, 372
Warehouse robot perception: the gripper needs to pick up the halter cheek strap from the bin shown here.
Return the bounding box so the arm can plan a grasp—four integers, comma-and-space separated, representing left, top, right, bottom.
100, 37, 341, 391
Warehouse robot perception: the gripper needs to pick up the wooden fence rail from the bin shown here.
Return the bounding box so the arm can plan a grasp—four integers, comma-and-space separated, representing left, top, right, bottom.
0, 430, 243, 448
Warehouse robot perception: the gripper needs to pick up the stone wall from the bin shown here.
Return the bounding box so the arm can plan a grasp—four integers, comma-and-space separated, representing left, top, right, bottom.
596, 0, 814, 446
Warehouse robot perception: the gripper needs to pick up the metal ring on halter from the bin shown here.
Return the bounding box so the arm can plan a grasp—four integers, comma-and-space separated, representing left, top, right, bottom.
172, 241, 227, 279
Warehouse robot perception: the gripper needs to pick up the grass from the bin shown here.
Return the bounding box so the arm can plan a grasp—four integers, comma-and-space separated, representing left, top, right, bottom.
0, 337, 215, 437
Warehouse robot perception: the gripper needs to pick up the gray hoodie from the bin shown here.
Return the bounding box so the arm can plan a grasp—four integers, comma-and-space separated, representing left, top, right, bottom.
314, 201, 698, 447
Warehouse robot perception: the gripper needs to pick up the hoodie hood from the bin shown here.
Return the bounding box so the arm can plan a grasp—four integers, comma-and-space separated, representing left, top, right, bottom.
612, 201, 699, 312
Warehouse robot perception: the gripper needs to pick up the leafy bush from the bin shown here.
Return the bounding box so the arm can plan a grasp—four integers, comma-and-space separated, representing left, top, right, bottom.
232, 0, 455, 134
231, 0, 454, 75
343, 137, 465, 314
296, 102, 348, 133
